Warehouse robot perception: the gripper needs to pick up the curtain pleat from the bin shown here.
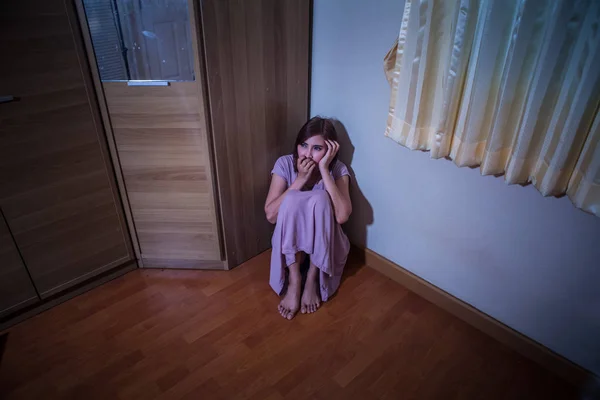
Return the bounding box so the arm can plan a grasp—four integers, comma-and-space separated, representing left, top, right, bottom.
385, 0, 600, 216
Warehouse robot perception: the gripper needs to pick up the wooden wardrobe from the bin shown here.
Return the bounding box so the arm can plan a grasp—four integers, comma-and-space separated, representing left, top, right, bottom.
0, 0, 309, 325
0, 0, 136, 321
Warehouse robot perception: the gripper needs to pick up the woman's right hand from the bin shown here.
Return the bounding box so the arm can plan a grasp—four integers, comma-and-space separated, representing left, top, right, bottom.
297, 156, 316, 183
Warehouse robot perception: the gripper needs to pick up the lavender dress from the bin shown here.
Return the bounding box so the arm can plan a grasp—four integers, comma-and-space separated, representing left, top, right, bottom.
269, 155, 351, 301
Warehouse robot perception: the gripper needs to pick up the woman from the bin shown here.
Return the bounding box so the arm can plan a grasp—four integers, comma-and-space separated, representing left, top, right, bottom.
265, 117, 352, 320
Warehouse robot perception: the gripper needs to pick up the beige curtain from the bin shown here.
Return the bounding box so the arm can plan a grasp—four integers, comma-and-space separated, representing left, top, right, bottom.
385, 0, 600, 217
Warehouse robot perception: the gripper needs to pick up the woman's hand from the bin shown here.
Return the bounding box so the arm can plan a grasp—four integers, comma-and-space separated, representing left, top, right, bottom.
297, 156, 317, 183
319, 140, 340, 172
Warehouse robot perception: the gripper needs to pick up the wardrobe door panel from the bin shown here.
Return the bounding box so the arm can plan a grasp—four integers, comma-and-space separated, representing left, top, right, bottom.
0, 0, 134, 297
77, 0, 223, 269
103, 82, 222, 269
201, 0, 310, 267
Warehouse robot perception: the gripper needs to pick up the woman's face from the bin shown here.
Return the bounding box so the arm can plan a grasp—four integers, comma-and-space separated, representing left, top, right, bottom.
297, 135, 326, 164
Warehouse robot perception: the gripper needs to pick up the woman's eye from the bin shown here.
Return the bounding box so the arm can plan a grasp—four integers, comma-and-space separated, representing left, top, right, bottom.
314, 146, 323, 151
301, 143, 308, 148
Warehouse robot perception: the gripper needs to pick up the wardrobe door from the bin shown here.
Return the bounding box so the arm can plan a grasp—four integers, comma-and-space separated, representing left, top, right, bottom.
0, 210, 39, 318
78, 0, 223, 269
0, 0, 134, 297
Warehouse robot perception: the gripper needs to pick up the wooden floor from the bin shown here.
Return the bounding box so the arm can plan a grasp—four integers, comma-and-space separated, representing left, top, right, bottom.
0, 250, 577, 399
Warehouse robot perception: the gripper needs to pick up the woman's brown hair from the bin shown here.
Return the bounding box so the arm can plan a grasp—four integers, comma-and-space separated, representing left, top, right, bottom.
293, 116, 339, 173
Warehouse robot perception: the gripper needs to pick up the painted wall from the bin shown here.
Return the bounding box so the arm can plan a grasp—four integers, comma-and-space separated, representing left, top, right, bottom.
311, 0, 600, 375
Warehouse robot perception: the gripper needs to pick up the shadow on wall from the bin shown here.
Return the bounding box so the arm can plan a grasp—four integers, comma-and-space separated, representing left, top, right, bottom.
332, 119, 374, 254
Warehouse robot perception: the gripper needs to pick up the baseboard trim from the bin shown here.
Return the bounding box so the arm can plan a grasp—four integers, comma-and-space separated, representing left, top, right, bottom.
142, 258, 226, 270
355, 246, 597, 387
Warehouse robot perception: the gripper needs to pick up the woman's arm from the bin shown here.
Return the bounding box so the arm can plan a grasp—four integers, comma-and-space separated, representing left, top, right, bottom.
265, 157, 316, 224
264, 175, 302, 224
319, 140, 352, 224
321, 172, 352, 224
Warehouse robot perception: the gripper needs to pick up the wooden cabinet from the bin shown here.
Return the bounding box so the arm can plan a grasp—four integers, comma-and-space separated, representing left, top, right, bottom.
0, 0, 135, 301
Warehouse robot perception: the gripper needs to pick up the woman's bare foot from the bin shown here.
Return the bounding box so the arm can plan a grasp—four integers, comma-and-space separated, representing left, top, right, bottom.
301, 264, 321, 314
278, 259, 302, 320
278, 282, 301, 320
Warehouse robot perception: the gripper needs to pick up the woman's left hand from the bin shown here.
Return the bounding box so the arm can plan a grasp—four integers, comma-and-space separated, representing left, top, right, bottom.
319, 140, 340, 171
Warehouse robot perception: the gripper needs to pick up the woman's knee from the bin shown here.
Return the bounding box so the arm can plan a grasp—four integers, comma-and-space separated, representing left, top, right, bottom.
310, 190, 332, 211
280, 189, 302, 209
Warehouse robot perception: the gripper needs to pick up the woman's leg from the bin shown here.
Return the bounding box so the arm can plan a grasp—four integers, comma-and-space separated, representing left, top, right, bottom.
277, 252, 304, 320
301, 261, 321, 314
300, 190, 332, 314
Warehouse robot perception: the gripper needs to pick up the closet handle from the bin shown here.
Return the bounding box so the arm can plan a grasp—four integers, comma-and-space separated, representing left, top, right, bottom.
0, 95, 15, 104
